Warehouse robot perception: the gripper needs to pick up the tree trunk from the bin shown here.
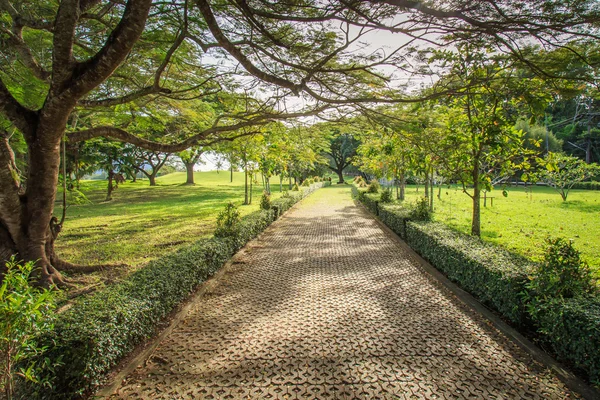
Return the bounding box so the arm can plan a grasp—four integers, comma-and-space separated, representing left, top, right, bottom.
336, 169, 344, 184
424, 171, 429, 199
280, 174, 283, 192
429, 169, 434, 212
148, 173, 157, 186
249, 174, 253, 205
230, 165, 234, 183
185, 162, 195, 184
399, 170, 405, 201
106, 170, 115, 201
244, 166, 249, 205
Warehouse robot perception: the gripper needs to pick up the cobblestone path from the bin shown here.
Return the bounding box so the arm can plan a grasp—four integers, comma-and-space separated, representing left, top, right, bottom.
109, 186, 579, 399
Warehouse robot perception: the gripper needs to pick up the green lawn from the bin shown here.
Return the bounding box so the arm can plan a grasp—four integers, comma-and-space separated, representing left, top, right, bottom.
398, 184, 600, 272
55, 171, 290, 281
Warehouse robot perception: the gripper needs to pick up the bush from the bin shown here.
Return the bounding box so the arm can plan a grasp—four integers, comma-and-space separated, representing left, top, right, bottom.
380, 188, 393, 203
524, 238, 600, 384
292, 183, 299, 191
531, 296, 600, 384
1, 259, 57, 399
526, 238, 595, 302
366, 179, 380, 193
301, 180, 310, 187
214, 202, 241, 238
260, 190, 271, 211
378, 204, 412, 239
570, 181, 600, 191
410, 196, 431, 221
405, 221, 533, 324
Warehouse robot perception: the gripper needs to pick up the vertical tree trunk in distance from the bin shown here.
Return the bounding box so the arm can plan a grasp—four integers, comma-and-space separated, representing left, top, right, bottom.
336, 169, 344, 184
244, 166, 249, 205
185, 162, 195, 184
471, 164, 481, 237
106, 170, 115, 201
399, 170, 405, 201
230, 165, 233, 183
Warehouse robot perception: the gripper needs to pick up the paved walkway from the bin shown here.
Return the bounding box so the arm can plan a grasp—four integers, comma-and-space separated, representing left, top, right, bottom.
109, 187, 579, 399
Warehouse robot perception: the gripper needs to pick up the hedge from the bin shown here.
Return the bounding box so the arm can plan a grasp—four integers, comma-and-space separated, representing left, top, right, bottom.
378, 203, 413, 240
405, 221, 533, 325
27, 182, 328, 399
571, 181, 600, 191
534, 296, 600, 384
357, 197, 600, 385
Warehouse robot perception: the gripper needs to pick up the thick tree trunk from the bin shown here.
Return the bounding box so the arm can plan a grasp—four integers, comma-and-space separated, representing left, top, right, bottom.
149, 173, 157, 186
185, 162, 195, 184
336, 169, 344, 184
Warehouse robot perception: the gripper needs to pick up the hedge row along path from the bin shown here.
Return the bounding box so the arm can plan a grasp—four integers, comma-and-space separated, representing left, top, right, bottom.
105, 186, 581, 399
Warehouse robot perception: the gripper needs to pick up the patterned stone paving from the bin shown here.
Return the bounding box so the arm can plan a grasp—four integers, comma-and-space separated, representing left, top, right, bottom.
108, 187, 579, 399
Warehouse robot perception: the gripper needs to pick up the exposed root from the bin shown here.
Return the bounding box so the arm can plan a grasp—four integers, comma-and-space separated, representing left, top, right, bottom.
66, 283, 102, 299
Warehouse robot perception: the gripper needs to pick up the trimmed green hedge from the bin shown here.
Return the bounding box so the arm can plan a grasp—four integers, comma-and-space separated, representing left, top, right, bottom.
534, 296, 600, 384
358, 199, 600, 385
571, 181, 600, 191
405, 221, 533, 325
378, 203, 412, 239
28, 183, 328, 399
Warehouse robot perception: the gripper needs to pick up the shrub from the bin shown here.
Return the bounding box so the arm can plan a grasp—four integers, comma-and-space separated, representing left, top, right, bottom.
405, 221, 532, 324
214, 202, 241, 238
526, 238, 595, 302
380, 188, 393, 203
1, 259, 58, 400
292, 183, 299, 191
378, 204, 412, 239
410, 196, 431, 221
301, 180, 310, 187
260, 190, 271, 211
366, 179, 380, 193
531, 296, 600, 384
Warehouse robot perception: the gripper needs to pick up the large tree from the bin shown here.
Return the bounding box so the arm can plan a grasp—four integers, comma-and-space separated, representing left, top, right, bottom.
0, 0, 598, 286
326, 132, 360, 184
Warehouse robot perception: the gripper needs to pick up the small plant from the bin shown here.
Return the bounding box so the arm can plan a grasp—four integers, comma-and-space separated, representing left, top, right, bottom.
410, 196, 431, 221
527, 237, 595, 301
357, 180, 367, 188
214, 202, 241, 237
1, 258, 57, 400
282, 190, 290, 198
366, 179, 380, 193
380, 188, 393, 203
301, 180, 310, 187
260, 191, 271, 210
292, 183, 299, 191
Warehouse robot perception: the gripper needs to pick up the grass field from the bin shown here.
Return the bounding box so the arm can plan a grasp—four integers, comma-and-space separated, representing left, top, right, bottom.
55, 171, 291, 281
398, 184, 600, 272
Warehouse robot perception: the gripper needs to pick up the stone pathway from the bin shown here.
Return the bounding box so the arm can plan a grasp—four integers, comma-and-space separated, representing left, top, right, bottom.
108, 186, 580, 399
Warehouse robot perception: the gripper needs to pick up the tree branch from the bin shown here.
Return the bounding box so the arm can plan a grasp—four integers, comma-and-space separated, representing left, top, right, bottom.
66, 0, 153, 99
0, 78, 36, 138
77, 86, 173, 107
195, 0, 302, 94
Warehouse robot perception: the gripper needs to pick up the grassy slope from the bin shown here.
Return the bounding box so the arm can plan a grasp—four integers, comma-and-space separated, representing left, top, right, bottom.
399, 184, 600, 271
55, 171, 290, 281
